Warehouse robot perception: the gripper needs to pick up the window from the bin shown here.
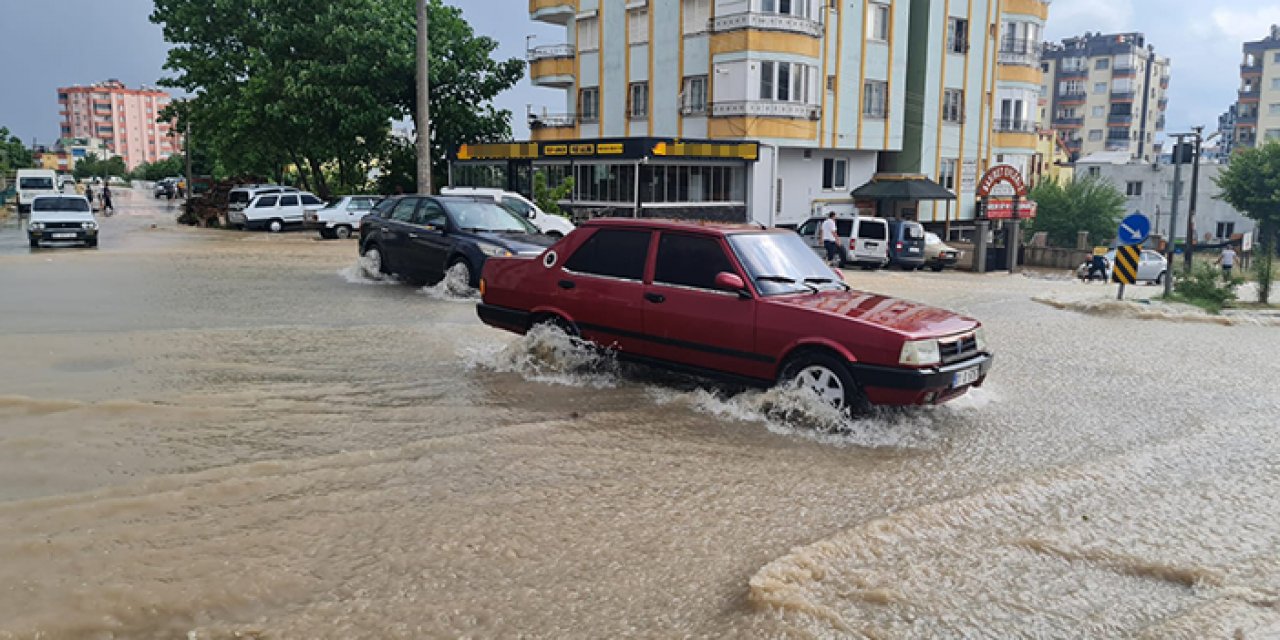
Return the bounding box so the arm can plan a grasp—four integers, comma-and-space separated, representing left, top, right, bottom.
1088, 129, 1103, 141
500, 196, 532, 217
1087, 166, 1100, 177
577, 17, 599, 51
1273, 78, 1280, 91
761, 0, 812, 17
628, 8, 648, 44
654, 234, 736, 290
1275, 52, 1280, 64
1216, 222, 1236, 239
943, 89, 964, 123
390, 198, 418, 222
416, 200, 447, 228
1095, 57, 1109, 70
628, 82, 649, 119
947, 18, 968, 54
939, 158, 957, 191
564, 229, 651, 280
682, 0, 710, 35
1270, 104, 1280, 117
1125, 181, 1143, 196
758, 61, 814, 103
682, 76, 707, 115
822, 158, 848, 190
863, 80, 888, 118
579, 87, 599, 122
1093, 82, 1107, 94
301, 194, 322, 206
867, 3, 890, 41
1059, 80, 1085, 95
778, 63, 791, 101
1267, 129, 1280, 142
760, 61, 775, 102
255, 196, 279, 208
280, 194, 300, 207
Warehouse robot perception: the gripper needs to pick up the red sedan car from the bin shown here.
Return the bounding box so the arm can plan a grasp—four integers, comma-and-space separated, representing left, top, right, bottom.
477, 219, 991, 412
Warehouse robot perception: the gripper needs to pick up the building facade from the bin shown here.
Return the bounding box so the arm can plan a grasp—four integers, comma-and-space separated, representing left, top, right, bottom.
1040, 32, 1169, 162
516, 0, 1048, 231
1232, 25, 1280, 151
57, 80, 180, 170
33, 137, 113, 173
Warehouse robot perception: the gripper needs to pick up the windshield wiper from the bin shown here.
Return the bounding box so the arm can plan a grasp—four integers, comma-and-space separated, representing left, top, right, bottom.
757, 274, 817, 293
804, 276, 850, 292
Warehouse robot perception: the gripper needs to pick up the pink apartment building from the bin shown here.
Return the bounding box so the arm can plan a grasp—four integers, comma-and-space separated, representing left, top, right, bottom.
57, 79, 181, 170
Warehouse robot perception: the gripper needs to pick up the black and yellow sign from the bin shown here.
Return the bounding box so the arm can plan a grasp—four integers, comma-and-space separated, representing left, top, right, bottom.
544, 144, 569, 156
1112, 245, 1141, 285
453, 138, 760, 162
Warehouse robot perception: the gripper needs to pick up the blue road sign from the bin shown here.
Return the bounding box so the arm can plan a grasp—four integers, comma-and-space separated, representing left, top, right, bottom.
1117, 213, 1150, 246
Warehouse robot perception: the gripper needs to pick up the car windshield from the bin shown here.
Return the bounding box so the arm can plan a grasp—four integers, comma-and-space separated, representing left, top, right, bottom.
925, 232, 941, 245
728, 232, 845, 296
442, 200, 538, 234
20, 177, 55, 190
32, 197, 89, 212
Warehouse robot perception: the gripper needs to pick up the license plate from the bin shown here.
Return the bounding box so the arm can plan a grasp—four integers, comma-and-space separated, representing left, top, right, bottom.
52, 232, 77, 239
952, 366, 980, 388
909, 247, 920, 253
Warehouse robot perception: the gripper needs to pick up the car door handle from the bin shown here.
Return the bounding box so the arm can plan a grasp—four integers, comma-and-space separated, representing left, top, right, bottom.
644, 293, 665, 304
557, 279, 575, 290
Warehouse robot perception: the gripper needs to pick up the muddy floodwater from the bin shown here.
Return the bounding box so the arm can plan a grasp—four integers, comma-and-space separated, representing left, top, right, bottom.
1, 191, 1278, 639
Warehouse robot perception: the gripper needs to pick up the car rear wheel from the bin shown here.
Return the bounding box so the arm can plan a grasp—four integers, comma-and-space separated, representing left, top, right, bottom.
447, 257, 475, 291
1154, 271, 1166, 286
780, 352, 868, 416
268, 219, 284, 233
334, 225, 353, 240
531, 313, 579, 337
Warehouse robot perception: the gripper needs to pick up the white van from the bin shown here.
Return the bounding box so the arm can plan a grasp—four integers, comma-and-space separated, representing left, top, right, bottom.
241, 191, 325, 232
794, 215, 890, 268
439, 187, 575, 237
226, 184, 299, 227
16, 169, 60, 214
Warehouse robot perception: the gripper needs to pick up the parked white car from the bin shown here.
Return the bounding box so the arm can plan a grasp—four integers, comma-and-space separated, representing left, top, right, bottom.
227, 185, 299, 227
242, 191, 325, 232
16, 169, 60, 215
439, 187, 575, 237
305, 195, 380, 239
26, 195, 98, 248
1076, 249, 1168, 284
794, 215, 891, 268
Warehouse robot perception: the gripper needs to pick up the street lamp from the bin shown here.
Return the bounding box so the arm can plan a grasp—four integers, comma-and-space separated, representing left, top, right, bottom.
1183, 128, 1222, 273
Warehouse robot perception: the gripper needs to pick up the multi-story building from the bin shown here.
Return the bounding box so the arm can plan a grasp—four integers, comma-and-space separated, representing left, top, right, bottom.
32, 137, 113, 173
57, 79, 180, 170
494, 0, 1050, 231
1040, 32, 1169, 162
1231, 25, 1280, 151
1215, 104, 1237, 159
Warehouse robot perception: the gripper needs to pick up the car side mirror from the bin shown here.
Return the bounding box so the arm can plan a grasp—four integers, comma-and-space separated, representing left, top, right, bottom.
714, 272, 748, 297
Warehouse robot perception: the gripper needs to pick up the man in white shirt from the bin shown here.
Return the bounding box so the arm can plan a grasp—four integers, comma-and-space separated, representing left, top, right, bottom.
1217, 245, 1237, 279
820, 212, 840, 266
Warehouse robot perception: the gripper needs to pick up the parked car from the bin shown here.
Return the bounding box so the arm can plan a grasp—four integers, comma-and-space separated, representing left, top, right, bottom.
887, 219, 926, 270
794, 215, 890, 269
439, 187, 576, 238
923, 232, 961, 272
359, 195, 556, 287
477, 219, 992, 412
1075, 249, 1167, 284
306, 195, 380, 239
16, 169, 59, 214
26, 195, 98, 248
227, 185, 299, 227
241, 191, 325, 232
153, 178, 176, 199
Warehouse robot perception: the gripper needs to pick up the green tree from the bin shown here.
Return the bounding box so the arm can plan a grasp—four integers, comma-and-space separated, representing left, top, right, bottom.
1215, 142, 1280, 304
72, 153, 128, 180
532, 172, 574, 217
0, 127, 33, 175
1026, 175, 1126, 248
130, 155, 186, 182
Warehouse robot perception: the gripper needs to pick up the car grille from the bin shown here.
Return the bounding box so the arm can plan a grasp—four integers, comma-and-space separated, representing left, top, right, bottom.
938, 332, 979, 364
44, 222, 83, 229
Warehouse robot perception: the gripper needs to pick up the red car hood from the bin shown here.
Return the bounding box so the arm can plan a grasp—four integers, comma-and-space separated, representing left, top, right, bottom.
764, 289, 979, 338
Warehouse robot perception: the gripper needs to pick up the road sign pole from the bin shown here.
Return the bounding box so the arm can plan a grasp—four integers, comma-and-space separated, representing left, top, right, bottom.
1164, 134, 1187, 297
1117, 283, 1125, 300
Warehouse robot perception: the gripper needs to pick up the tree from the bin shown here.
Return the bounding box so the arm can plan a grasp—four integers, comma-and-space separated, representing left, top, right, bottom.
130, 155, 186, 182
532, 172, 574, 217
72, 153, 127, 180
150, 0, 522, 196
0, 127, 33, 175
1215, 142, 1280, 304
1025, 175, 1126, 248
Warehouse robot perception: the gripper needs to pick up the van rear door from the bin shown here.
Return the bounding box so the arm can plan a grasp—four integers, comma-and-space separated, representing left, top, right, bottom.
854, 219, 889, 263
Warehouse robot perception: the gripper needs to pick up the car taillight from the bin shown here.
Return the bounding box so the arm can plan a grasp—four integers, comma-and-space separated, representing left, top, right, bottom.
849, 238, 856, 249
896, 242, 903, 250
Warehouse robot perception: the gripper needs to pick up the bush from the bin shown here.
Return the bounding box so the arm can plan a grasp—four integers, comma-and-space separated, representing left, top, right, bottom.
1168, 263, 1240, 313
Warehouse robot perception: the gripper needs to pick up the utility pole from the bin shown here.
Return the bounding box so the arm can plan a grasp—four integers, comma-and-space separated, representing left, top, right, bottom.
416, 0, 432, 194
1164, 133, 1187, 297
1183, 126, 1202, 273
184, 119, 193, 198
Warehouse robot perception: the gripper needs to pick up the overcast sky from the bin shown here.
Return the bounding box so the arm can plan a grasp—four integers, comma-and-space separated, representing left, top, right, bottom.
2, 1, 1278, 146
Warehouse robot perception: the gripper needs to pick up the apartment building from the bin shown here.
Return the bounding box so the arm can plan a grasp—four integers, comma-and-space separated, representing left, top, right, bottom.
57, 79, 180, 170
1040, 32, 1169, 162
495, 0, 1049, 229
1232, 25, 1280, 151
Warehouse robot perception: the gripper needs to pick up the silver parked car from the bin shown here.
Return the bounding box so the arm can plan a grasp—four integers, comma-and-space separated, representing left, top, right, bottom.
1076, 249, 1167, 284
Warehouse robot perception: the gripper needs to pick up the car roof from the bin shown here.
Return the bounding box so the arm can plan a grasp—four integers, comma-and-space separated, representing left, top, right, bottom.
31, 194, 87, 201
581, 218, 772, 236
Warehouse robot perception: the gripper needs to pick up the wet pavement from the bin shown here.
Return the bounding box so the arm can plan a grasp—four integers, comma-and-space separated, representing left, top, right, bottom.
1, 191, 1278, 638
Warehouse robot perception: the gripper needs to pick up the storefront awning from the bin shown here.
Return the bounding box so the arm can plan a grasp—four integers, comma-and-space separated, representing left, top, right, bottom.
851, 174, 955, 200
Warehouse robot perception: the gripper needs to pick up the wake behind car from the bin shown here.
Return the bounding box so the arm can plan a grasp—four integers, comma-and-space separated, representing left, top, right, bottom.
359, 195, 556, 287
477, 219, 991, 412
27, 195, 98, 248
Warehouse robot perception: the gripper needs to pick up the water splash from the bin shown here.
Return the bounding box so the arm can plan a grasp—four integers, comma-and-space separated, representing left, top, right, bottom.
339, 256, 398, 285
464, 323, 620, 388
420, 263, 478, 303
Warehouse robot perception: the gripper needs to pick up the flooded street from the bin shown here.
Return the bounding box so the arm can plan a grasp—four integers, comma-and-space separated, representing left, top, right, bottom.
1, 190, 1278, 638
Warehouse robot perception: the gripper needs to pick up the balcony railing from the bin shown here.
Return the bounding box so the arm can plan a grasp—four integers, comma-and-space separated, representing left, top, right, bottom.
710, 11, 822, 38
1110, 90, 1135, 101
1107, 115, 1133, 126
1058, 91, 1086, 101
527, 44, 574, 61
1053, 116, 1084, 126
1237, 110, 1258, 123
711, 100, 820, 119
998, 38, 1039, 66
527, 113, 577, 128
993, 118, 1035, 133
1240, 87, 1260, 98
1241, 61, 1263, 75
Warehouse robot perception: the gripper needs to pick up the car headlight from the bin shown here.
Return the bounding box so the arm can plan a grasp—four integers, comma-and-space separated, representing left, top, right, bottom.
973, 327, 988, 352
82, 221, 98, 230
29, 222, 44, 230
899, 339, 941, 366
477, 243, 514, 258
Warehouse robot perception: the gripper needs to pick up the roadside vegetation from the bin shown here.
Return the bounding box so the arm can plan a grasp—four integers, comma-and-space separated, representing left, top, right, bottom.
1025, 175, 1126, 248
1164, 263, 1240, 314
1215, 141, 1280, 304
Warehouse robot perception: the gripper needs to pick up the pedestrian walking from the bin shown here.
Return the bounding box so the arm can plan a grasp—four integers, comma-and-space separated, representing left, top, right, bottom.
101, 185, 114, 215
1087, 253, 1109, 282
1217, 245, 1237, 280
85, 185, 94, 209
820, 212, 841, 266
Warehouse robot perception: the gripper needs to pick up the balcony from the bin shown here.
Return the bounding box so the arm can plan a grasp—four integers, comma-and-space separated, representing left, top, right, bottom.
1057, 91, 1086, 103
711, 100, 820, 119
1110, 90, 1135, 101
527, 44, 575, 88
711, 11, 823, 38
1058, 67, 1088, 79
1241, 61, 1263, 76
994, 118, 1035, 133
528, 0, 574, 25
1107, 114, 1133, 126
1236, 109, 1258, 123
528, 112, 577, 128
1053, 116, 1084, 127
1239, 86, 1260, 100
998, 38, 1039, 67
1112, 65, 1135, 78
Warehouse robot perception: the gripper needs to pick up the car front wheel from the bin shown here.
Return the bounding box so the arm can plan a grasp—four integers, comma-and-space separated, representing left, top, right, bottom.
28, 237, 38, 249
361, 244, 387, 278
780, 351, 868, 416
1154, 271, 1166, 286
333, 225, 353, 240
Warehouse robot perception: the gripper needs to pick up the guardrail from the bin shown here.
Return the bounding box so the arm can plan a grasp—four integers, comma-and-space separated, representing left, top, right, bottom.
710, 100, 820, 119
710, 11, 822, 38
527, 44, 575, 61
